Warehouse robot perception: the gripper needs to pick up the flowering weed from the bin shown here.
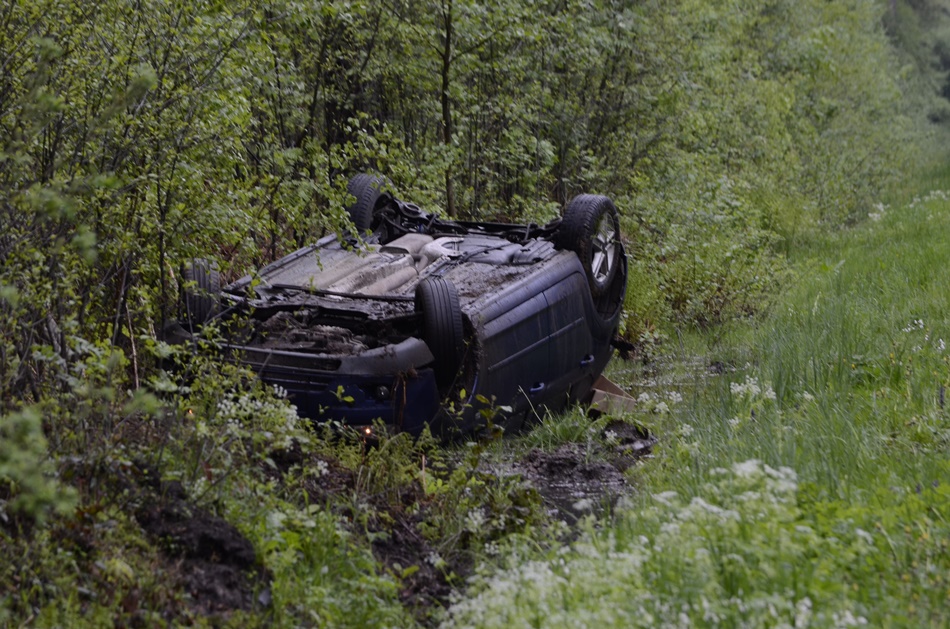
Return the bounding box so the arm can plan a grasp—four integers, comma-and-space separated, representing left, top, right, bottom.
445, 182, 950, 626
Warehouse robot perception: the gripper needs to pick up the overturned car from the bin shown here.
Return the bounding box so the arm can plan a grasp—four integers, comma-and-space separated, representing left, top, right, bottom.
167, 174, 627, 436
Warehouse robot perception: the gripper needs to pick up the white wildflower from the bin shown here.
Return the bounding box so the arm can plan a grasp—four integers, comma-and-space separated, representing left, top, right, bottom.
867, 203, 886, 222
267, 510, 287, 531
733, 459, 762, 479
902, 319, 925, 333
652, 490, 679, 507
855, 528, 874, 545
314, 459, 329, 478
795, 596, 811, 627
572, 498, 593, 512
660, 521, 681, 535
654, 401, 670, 414
464, 508, 487, 532
701, 596, 720, 623
832, 609, 868, 626
730, 375, 761, 397
689, 497, 740, 521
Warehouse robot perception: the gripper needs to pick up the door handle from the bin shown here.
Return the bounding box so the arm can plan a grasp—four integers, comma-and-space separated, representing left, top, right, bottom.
529, 382, 546, 394
580, 354, 594, 367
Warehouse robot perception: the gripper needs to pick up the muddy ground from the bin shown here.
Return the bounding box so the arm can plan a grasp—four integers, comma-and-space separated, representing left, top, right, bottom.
520, 420, 654, 524
264, 419, 654, 624
44, 459, 271, 626
38, 419, 652, 626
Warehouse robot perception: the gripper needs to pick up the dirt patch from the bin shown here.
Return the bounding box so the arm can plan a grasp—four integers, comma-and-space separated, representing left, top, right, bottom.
520, 444, 626, 524
48, 458, 271, 624
603, 420, 656, 472
263, 443, 456, 621
135, 496, 265, 615
506, 422, 655, 524
370, 509, 456, 618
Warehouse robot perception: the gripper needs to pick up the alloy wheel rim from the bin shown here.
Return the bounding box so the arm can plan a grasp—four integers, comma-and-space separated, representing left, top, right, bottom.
590, 214, 618, 283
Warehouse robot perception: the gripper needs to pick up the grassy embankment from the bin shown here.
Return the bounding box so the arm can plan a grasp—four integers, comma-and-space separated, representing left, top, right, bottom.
442, 167, 950, 626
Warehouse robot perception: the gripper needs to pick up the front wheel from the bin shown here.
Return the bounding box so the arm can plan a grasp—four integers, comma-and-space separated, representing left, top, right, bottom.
415, 277, 464, 389
555, 194, 621, 297
180, 259, 221, 332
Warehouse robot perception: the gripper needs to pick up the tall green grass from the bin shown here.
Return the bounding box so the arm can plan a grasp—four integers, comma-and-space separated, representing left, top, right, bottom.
443, 173, 950, 627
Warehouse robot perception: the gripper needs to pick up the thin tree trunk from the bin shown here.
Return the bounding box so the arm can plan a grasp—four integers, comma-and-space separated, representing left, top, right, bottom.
441, 0, 456, 217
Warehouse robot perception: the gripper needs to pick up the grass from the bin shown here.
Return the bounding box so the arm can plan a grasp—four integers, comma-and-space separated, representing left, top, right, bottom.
8, 175, 950, 627
441, 171, 950, 626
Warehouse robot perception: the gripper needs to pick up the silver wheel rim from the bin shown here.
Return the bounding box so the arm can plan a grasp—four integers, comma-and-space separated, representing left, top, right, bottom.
591, 214, 618, 284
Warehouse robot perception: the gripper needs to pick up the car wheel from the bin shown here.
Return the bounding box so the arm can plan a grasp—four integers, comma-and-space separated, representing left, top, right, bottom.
346, 173, 392, 236
556, 194, 621, 297
415, 277, 464, 389
180, 259, 220, 331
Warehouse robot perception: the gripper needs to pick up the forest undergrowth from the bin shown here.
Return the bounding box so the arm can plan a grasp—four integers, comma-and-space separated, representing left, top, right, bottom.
4, 0, 950, 626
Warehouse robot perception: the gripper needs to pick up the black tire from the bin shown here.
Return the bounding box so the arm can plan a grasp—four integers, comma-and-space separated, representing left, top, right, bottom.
415, 277, 464, 389
346, 173, 391, 234
555, 194, 621, 297
180, 259, 221, 331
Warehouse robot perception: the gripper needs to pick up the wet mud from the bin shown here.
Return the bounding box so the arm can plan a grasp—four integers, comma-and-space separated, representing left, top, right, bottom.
43, 418, 652, 626
135, 491, 266, 615
515, 422, 655, 524
50, 459, 270, 625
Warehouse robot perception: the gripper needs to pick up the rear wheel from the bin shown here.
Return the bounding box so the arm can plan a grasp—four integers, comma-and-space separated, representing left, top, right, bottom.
180, 259, 220, 332
346, 173, 392, 236
555, 194, 621, 297
415, 277, 464, 389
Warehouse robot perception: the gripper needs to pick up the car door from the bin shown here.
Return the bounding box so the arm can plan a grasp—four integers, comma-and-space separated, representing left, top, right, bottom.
476, 267, 594, 412
542, 271, 597, 403
478, 289, 553, 411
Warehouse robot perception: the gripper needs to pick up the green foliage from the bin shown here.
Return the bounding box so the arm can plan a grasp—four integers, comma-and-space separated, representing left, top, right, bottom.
513, 405, 617, 454
884, 0, 950, 124
418, 441, 548, 567
239, 498, 409, 628
444, 460, 868, 626
445, 175, 950, 627
0, 0, 937, 409
0, 407, 76, 524
622, 0, 923, 331
1, 0, 949, 624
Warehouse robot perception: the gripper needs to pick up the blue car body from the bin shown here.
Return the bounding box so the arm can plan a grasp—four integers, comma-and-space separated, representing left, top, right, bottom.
169, 185, 627, 436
